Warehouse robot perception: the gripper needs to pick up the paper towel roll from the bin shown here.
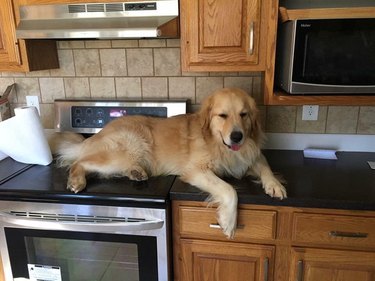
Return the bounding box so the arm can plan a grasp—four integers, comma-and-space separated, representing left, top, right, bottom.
0, 106, 52, 165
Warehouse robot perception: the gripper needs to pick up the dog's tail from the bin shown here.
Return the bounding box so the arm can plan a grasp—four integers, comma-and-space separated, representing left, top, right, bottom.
48, 132, 85, 167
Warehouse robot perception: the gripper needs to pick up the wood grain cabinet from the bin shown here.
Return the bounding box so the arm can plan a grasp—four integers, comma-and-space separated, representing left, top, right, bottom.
173, 201, 375, 281
0, 0, 59, 72
180, 0, 278, 72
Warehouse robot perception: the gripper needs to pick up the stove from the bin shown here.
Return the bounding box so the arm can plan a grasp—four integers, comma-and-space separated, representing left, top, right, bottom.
0, 98, 187, 281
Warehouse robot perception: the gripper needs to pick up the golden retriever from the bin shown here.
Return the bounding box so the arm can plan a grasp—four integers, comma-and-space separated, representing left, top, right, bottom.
50, 88, 286, 238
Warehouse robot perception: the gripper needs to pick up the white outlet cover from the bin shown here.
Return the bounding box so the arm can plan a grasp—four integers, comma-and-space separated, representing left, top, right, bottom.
302, 105, 319, 121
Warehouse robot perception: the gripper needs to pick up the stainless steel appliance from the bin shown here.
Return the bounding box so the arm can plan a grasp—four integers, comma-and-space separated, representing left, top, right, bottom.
0, 99, 186, 281
16, 0, 179, 39
275, 18, 375, 94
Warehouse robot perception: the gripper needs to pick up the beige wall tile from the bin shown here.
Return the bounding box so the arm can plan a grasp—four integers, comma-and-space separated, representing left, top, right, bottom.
196, 77, 224, 103
85, 40, 111, 49
40, 78, 65, 103
252, 75, 263, 105
296, 106, 327, 133
266, 106, 297, 133
139, 39, 166, 47
115, 77, 141, 99
357, 106, 375, 134
224, 77, 253, 95
257, 105, 267, 133
14, 78, 40, 103
100, 49, 127, 76
26, 70, 50, 77
111, 40, 138, 48
39, 103, 54, 129
182, 71, 209, 77
167, 39, 180, 47
127, 49, 154, 76
50, 49, 75, 77
64, 78, 90, 98
74, 49, 101, 77
90, 78, 115, 98
2, 72, 25, 78
57, 41, 85, 49
210, 72, 238, 77
142, 77, 168, 99
169, 77, 195, 103
154, 48, 180, 76
326, 106, 359, 134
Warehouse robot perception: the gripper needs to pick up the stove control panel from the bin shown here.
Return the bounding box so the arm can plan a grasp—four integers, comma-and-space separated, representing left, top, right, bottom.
54, 99, 187, 134
71, 106, 167, 129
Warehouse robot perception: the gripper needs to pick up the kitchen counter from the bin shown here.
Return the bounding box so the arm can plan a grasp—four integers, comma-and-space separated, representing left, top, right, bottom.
0, 157, 175, 208
170, 150, 375, 211
0, 150, 374, 210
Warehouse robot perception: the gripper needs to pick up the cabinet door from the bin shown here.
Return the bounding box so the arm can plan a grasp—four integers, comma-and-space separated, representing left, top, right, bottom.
0, 0, 22, 70
290, 247, 375, 281
180, 239, 274, 281
181, 0, 271, 72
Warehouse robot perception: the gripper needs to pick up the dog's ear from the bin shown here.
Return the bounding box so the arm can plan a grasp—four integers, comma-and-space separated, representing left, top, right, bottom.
247, 97, 264, 146
199, 94, 213, 133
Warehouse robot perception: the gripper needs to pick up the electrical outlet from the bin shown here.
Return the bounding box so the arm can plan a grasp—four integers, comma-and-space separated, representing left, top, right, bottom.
26, 96, 40, 115
302, 105, 319, 121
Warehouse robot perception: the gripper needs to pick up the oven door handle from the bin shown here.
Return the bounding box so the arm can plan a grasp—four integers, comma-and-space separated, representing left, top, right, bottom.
0, 213, 164, 233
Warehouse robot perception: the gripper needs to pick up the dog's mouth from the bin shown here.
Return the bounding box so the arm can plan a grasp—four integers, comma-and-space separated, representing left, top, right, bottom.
221, 137, 242, 151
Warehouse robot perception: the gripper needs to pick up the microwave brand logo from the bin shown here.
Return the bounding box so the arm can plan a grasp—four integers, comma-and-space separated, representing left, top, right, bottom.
300, 23, 311, 28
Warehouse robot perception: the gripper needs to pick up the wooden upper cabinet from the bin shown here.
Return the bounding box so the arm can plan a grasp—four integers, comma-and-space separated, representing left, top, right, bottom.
0, 0, 22, 70
180, 0, 278, 72
0, 0, 59, 72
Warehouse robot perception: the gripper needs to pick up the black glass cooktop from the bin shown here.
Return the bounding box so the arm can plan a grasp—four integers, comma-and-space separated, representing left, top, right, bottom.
0, 158, 175, 208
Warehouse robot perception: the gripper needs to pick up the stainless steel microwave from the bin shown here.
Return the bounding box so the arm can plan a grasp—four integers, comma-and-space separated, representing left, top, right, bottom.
275, 18, 375, 95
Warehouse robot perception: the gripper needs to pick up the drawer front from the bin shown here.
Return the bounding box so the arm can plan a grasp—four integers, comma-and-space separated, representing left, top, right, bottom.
179, 207, 276, 241
293, 213, 375, 248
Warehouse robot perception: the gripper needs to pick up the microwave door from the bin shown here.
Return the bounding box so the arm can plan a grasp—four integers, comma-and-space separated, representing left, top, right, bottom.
278, 18, 375, 94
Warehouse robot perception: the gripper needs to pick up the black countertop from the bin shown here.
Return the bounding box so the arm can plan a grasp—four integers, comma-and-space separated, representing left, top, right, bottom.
170, 150, 375, 211
0, 150, 374, 210
0, 158, 175, 208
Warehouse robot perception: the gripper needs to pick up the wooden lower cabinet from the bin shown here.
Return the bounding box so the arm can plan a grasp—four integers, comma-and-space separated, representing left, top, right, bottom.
289, 247, 375, 281
173, 201, 375, 281
180, 239, 273, 281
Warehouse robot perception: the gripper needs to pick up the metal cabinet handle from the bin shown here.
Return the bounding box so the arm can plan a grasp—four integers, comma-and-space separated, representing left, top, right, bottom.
264, 257, 269, 281
249, 21, 254, 55
209, 223, 245, 229
296, 260, 303, 281
329, 231, 368, 238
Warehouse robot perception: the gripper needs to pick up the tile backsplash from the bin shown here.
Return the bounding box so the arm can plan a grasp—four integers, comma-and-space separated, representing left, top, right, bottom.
0, 39, 374, 135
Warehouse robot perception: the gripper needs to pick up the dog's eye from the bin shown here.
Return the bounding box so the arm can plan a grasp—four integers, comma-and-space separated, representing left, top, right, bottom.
218, 113, 228, 119
240, 112, 248, 118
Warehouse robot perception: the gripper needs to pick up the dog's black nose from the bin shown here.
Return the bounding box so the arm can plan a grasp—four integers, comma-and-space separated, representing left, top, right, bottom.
230, 131, 243, 143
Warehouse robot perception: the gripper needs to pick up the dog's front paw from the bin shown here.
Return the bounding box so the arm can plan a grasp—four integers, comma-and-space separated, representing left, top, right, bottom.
264, 180, 287, 199
67, 176, 86, 193
129, 166, 148, 181
216, 189, 238, 239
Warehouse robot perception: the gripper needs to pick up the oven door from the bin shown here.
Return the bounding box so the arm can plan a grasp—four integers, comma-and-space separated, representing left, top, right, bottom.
0, 201, 170, 281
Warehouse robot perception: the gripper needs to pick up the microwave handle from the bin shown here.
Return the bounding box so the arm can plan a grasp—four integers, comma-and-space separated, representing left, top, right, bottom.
0, 212, 164, 233
249, 21, 254, 55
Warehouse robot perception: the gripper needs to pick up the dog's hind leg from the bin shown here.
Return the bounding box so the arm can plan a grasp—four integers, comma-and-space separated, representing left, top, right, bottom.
67, 151, 148, 193
180, 170, 238, 239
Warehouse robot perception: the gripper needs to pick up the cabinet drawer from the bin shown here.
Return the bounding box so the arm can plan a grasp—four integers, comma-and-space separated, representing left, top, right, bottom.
292, 213, 375, 248
179, 207, 276, 241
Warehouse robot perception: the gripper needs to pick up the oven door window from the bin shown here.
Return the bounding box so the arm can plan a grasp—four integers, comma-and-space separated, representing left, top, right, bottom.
5, 228, 158, 281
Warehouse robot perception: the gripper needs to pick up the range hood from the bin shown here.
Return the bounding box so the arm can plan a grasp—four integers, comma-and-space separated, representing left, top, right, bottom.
16, 0, 179, 39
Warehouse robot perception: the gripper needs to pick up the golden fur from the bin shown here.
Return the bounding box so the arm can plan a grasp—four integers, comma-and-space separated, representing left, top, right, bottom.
50, 88, 286, 238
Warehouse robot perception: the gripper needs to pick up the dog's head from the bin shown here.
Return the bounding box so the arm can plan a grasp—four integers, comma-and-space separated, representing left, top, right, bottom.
199, 88, 263, 151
